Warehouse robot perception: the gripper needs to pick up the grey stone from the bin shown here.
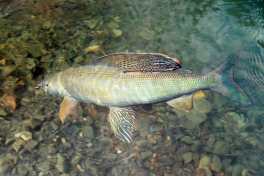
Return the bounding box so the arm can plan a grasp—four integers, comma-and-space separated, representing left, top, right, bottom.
169, 120, 177, 128
0, 159, 14, 175
106, 21, 119, 30
27, 44, 42, 58
193, 97, 212, 113
180, 136, 193, 145
54, 30, 67, 39
111, 167, 119, 176
17, 166, 28, 176
42, 21, 54, 30
37, 161, 51, 171
80, 158, 94, 170
24, 139, 38, 150
158, 155, 173, 165
22, 118, 41, 129
140, 125, 149, 137
84, 19, 100, 29
0, 108, 7, 116
187, 109, 207, 126
62, 143, 71, 149
207, 136, 215, 149
213, 141, 229, 155
48, 145, 57, 154
148, 136, 157, 145
210, 155, 222, 173
241, 169, 252, 176
248, 156, 259, 171
82, 125, 94, 140
171, 108, 187, 118
15, 132, 32, 141
212, 118, 223, 128
135, 140, 148, 148
141, 151, 152, 160
12, 142, 21, 152
191, 140, 201, 153
203, 146, 212, 153
71, 156, 83, 166
40, 54, 53, 62
232, 164, 243, 176
107, 153, 117, 162
25, 58, 36, 70
50, 121, 59, 131
57, 153, 69, 173
69, 170, 78, 176
182, 152, 193, 164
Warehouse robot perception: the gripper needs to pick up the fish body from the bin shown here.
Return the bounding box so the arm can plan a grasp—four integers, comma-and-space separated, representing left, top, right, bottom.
38, 51, 251, 143
53, 66, 215, 106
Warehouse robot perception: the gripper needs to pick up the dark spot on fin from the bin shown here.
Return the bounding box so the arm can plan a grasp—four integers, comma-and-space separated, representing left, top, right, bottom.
88, 52, 181, 72
109, 107, 135, 143
166, 94, 194, 112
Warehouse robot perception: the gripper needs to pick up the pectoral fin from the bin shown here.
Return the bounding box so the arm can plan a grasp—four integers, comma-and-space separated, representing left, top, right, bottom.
109, 107, 135, 143
60, 97, 78, 124
166, 94, 194, 112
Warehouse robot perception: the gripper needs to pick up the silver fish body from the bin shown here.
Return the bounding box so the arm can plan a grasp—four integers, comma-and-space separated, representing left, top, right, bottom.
38, 51, 251, 143
54, 66, 215, 106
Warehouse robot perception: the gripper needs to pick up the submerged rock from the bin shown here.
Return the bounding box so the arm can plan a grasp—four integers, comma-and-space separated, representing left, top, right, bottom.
141, 151, 152, 160
193, 97, 212, 113
232, 164, 243, 176
180, 136, 193, 145
210, 155, 222, 173
57, 153, 69, 173
213, 141, 229, 155
0, 158, 14, 175
185, 109, 207, 129
15, 132, 32, 141
182, 152, 193, 164
0, 108, 7, 116
84, 18, 100, 29
82, 125, 94, 140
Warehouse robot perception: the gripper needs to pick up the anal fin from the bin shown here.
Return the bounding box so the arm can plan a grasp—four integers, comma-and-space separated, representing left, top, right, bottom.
60, 97, 78, 124
166, 94, 194, 112
109, 107, 135, 143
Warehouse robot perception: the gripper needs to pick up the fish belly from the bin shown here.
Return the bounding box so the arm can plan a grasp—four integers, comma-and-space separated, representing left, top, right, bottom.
60, 66, 216, 106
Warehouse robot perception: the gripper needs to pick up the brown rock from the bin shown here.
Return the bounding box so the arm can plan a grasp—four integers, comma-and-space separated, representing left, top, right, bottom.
210, 155, 222, 173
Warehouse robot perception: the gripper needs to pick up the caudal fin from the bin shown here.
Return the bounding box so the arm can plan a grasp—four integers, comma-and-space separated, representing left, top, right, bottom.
211, 50, 252, 105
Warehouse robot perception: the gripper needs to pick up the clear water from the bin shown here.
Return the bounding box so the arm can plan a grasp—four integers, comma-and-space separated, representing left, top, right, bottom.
0, 0, 264, 175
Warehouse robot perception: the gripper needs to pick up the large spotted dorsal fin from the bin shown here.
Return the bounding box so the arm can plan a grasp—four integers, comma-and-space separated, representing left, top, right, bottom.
89, 52, 181, 72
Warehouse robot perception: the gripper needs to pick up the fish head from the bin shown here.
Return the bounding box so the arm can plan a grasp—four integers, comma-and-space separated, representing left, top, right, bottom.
36, 74, 61, 96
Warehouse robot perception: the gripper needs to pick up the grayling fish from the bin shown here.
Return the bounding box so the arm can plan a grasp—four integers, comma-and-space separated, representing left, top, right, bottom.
36, 51, 251, 143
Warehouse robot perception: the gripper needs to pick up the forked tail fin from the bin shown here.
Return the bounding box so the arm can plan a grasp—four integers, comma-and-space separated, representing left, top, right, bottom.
210, 50, 252, 105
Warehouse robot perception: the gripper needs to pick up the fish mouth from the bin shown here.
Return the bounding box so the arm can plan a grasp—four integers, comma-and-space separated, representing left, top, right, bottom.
35, 82, 45, 89
35, 84, 42, 89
